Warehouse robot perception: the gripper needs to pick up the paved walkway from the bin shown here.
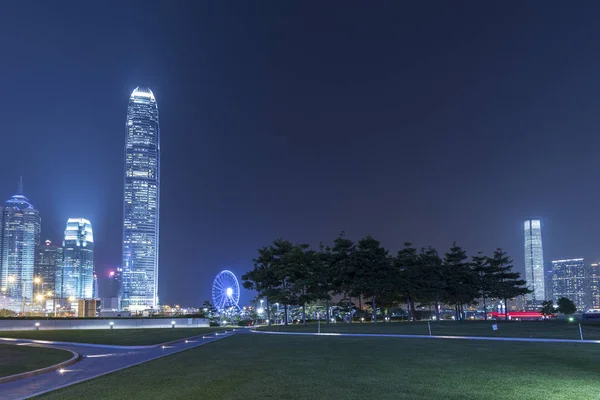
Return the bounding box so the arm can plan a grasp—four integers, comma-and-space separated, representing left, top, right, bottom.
254, 329, 600, 344
0, 330, 240, 400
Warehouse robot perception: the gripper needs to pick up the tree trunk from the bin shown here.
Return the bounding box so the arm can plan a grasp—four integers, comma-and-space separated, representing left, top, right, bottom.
359, 295, 363, 321
326, 299, 330, 323
284, 304, 289, 325
504, 298, 509, 321
483, 296, 487, 321
434, 299, 440, 322
455, 304, 459, 321
409, 298, 416, 321
266, 297, 271, 326
372, 298, 377, 323
302, 303, 307, 326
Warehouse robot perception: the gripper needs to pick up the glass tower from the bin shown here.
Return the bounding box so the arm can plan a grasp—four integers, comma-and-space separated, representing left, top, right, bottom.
58, 218, 94, 299
35, 240, 63, 295
551, 258, 587, 310
0, 180, 40, 301
122, 87, 160, 311
524, 219, 545, 303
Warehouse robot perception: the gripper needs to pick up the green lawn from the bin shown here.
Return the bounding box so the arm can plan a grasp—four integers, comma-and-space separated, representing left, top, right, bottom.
37, 333, 600, 400
0, 327, 224, 346
259, 320, 600, 340
0, 344, 72, 378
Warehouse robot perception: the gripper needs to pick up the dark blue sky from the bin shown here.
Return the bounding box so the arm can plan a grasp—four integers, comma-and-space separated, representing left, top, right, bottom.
1, 2, 600, 306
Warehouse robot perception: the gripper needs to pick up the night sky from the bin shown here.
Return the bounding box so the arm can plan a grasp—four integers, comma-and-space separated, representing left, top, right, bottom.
1, 2, 600, 306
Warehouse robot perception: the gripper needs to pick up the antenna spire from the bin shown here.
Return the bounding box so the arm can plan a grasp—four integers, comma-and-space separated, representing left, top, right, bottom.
17, 176, 23, 195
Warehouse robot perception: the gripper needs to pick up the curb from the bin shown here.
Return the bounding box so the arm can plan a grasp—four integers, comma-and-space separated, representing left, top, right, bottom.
253, 330, 600, 344
0, 348, 81, 384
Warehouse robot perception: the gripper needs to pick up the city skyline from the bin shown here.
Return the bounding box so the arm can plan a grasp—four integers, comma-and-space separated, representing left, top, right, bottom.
5, 3, 600, 305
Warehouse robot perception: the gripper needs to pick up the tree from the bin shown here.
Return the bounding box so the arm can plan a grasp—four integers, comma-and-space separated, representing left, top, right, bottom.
557, 297, 577, 316
471, 251, 495, 320
418, 247, 445, 321
354, 235, 392, 324
242, 245, 278, 325
310, 243, 334, 323
396, 243, 420, 321
331, 233, 358, 323
443, 242, 476, 321
488, 249, 531, 321
540, 300, 554, 319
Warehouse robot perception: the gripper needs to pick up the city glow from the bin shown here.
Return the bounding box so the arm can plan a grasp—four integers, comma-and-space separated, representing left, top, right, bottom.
34, 277, 41, 284
36, 294, 44, 301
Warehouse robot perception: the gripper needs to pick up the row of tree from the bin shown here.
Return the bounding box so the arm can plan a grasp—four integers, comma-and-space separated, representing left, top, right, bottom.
242, 233, 531, 325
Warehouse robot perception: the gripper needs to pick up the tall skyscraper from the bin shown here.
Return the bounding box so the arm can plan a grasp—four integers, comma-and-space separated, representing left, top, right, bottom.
524, 219, 545, 304
122, 87, 160, 311
589, 263, 600, 310
58, 218, 94, 299
35, 240, 63, 295
551, 258, 587, 310
0, 180, 40, 300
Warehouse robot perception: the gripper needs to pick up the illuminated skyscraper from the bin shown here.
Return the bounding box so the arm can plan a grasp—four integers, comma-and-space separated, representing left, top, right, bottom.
524, 219, 545, 303
590, 263, 600, 310
122, 87, 160, 310
551, 258, 587, 310
0, 179, 40, 300
58, 218, 94, 299
35, 240, 63, 295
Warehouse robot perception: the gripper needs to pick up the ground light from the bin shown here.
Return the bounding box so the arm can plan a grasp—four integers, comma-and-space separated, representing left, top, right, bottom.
35, 322, 40, 330
171, 321, 176, 328
569, 317, 574, 322
109, 321, 114, 329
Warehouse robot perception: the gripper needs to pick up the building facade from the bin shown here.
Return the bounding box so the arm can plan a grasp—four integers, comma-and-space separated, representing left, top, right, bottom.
35, 240, 63, 295
551, 258, 587, 311
524, 219, 545, 304
122, 87, 160, 311
0, 182, 41, 300
58, 218, 94, 299
590, 263, 600, 310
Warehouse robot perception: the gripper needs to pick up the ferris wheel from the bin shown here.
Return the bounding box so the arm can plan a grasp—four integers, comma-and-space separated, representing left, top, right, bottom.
212, 270, 241, 311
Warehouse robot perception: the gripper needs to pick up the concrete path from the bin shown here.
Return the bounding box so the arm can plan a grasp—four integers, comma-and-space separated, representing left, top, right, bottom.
253, 329, 600, 344
0, 330, 240, 400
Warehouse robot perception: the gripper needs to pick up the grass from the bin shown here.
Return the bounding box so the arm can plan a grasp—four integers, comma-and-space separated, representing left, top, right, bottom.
37, 333, 600, 400
0, 344, 72, 377
0, 327, 224, 346
259, 320, 600, 340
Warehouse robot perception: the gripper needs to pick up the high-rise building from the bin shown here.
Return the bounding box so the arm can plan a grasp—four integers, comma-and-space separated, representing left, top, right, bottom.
0, 180, 40, 300
524, 219, 545, 304
58, 218, 94, 299
551, 258, 587, 311
107, 268, 122, 298
35, 240, 63, 295
122, 87, 160, 311
92, 274, 98, 299
589, 263, 600, 310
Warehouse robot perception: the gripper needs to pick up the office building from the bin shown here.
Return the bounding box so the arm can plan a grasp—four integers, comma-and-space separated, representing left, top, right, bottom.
58, 218, 94, 299
35, 240, 63, 295
524, 219, 545, 304
0, 180, 41, 300
551, 258, 587, 311
590, 263, 600, 310
122, 87, 160, 311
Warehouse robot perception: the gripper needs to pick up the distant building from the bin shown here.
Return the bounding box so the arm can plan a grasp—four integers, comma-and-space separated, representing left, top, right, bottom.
122, 87, 160, 311
58, 218, 94, 299
0, 179, 41, 300
77, 299, 97, 318
35, 240, 63, 295
551, 258, 587, 311
107, 267, 122, 301
590, 263, 600, 310
524, 219, 545, 304
544, 261, 554, 302
93, 274, 99, 298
